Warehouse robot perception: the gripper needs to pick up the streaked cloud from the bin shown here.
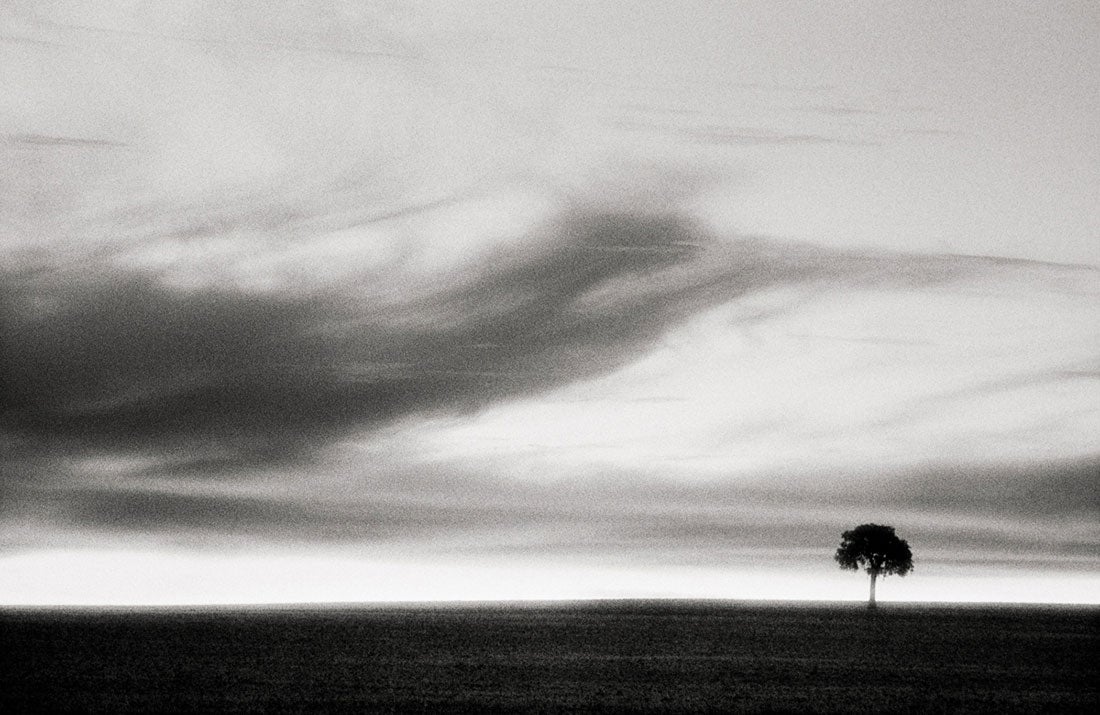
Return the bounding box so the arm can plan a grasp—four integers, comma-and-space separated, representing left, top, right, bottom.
4, 133, 131, 149
7, 192, 1051, 476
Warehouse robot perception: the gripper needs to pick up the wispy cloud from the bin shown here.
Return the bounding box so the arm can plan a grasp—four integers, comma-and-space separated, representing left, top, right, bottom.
615, 119, 879, 147
787, 104, 880, 117
7, 229, 996, 459
8, 183, 1095, 570
680, 125, 879, 147
4, 133, 132, 149
13, 449, 1095, 575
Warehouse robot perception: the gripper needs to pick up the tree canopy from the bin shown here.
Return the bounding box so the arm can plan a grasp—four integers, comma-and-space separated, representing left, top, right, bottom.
835, 523, 913, 576
835, 523, 913, 607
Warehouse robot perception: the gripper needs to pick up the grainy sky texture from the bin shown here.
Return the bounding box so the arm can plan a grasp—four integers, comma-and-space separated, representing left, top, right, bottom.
1, 1, 1098, 604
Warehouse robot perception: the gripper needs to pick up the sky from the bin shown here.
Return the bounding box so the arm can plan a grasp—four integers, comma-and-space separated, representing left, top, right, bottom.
1, 0, 1097, 605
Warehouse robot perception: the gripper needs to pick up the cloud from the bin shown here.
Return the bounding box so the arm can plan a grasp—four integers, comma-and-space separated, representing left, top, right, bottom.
3, 188, 1008, 480
31, 15, 416, 61
888, 458, 1100, 519
17, 452, 1095, 572
4, 133, 131, 149
1, 203, 707, 466
790, 105, 880, 117
680, 126, 879, 147
0, 32, 62, 47
6, 164, 1095, 578
867, 367, 1100, 433
615, 119, 878, 147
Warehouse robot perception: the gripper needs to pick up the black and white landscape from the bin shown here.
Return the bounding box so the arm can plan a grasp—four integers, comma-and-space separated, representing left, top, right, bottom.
2, 1, 1098, 711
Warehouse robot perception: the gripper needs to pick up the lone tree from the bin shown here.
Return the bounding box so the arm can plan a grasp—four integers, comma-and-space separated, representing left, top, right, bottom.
835, 523, 913, 608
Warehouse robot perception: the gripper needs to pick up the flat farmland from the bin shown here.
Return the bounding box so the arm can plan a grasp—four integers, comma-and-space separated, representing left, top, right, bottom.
2, 602, 1096, 713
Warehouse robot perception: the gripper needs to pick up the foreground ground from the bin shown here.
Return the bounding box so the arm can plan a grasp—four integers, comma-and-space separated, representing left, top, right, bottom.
2, 601, 1096, 713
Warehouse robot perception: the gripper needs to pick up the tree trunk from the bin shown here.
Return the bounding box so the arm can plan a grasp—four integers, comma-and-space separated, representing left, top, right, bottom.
868, 569, 878, 609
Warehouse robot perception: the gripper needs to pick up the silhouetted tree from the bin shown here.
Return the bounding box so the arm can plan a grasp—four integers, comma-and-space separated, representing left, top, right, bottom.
835, 523, 912, 608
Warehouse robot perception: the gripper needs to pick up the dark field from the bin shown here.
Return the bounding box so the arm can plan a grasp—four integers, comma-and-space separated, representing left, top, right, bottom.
2, 601, 1096, 713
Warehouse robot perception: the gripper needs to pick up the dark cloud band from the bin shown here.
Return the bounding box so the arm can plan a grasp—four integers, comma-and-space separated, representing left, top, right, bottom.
1, 206, 985, 469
